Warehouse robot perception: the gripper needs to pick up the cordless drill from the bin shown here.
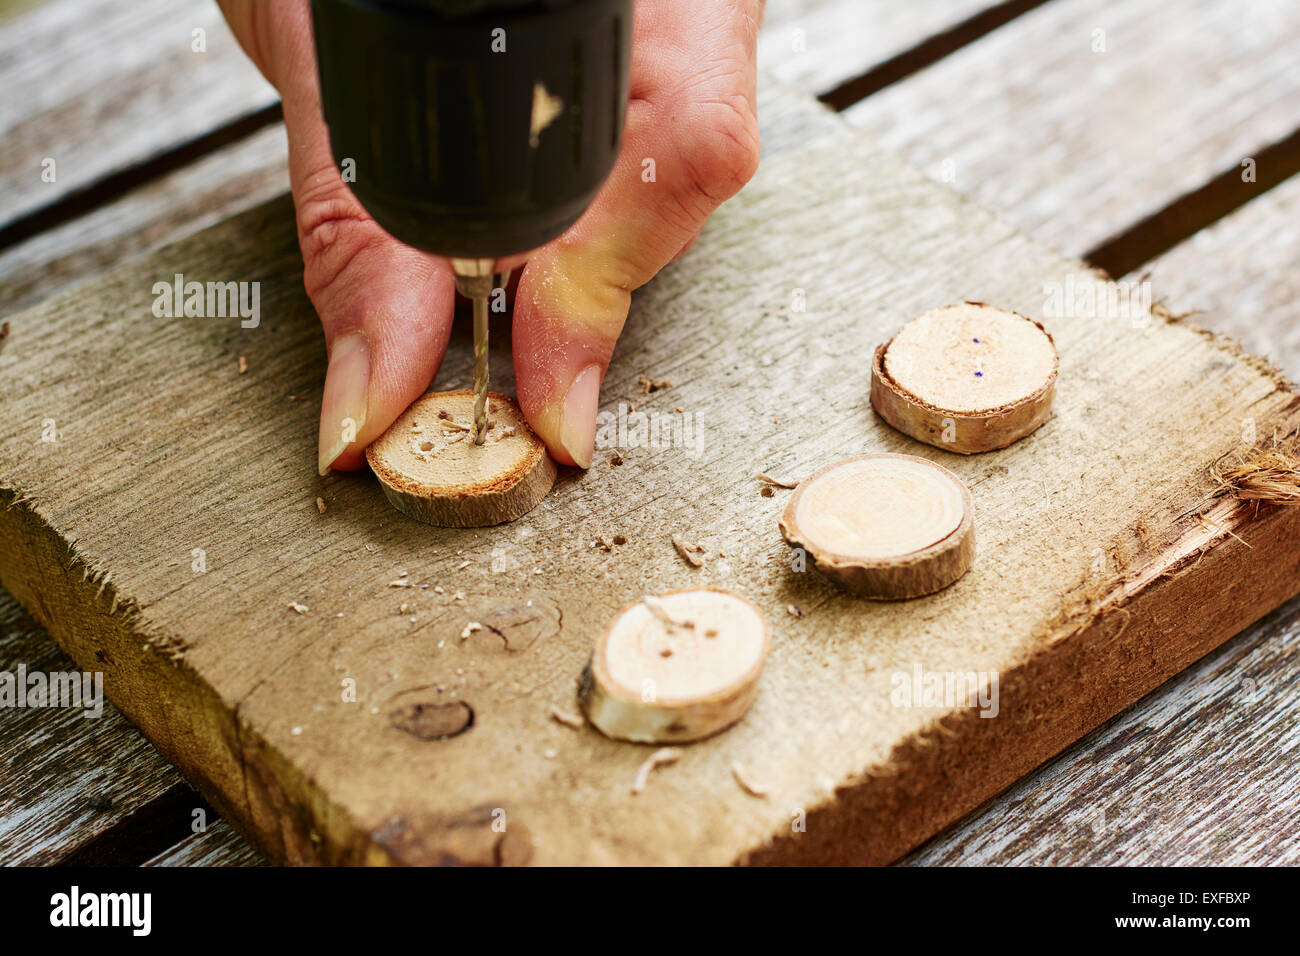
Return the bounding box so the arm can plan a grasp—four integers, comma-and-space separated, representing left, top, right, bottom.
310, 0, 634, 442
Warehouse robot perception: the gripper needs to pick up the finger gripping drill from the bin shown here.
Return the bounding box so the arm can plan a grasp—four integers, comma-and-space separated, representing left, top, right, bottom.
310, 0, 633, 442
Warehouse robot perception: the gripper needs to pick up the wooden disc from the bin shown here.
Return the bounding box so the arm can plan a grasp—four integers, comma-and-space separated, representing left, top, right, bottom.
365, 390, 556, 527
779, 454, 975, 600
580, 589, 770, 744
871, 301, 1058, 453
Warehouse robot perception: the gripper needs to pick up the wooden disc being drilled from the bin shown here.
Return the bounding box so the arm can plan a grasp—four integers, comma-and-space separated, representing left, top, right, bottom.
580, 589, 770, 744
365, 390, 556, 527
871, 301, 1058, 453
779, 454, 974, 600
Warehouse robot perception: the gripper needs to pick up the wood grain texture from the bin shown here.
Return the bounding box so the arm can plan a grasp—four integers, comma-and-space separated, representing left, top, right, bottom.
907, 168, 1300, 867
758, 0, 1008, 96
0, 0, 277, 229
903, 593, 1300, 865
0, 124, 288, 317
2, 82, 1297, 865
1131, 172, 1300, 382
0, 587, 182, 865
142, 819, 267, 867
841, 0, 1300, 260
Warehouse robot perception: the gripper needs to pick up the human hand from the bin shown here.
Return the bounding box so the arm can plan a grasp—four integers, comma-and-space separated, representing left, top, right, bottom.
218, 0, 762, 474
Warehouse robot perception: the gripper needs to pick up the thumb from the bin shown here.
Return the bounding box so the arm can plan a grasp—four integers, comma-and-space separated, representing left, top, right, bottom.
220, 0, 456, 475
512, 26, 760, 467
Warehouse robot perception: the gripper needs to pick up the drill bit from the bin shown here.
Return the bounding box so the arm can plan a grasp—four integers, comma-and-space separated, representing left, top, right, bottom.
451, 259, 495, 444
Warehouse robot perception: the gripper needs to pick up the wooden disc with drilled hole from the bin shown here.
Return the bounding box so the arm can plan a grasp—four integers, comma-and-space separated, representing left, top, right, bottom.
779, 454, 974, 600
871, 301, 1058, 453
365, 390, 556, 527
579, 589, 770, 744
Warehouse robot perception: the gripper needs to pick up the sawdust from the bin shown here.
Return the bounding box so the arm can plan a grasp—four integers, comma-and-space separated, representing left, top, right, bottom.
637, 375, 672, 394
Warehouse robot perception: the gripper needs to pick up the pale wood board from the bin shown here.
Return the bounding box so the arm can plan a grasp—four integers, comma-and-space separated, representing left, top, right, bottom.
0, 588, 182, 864
2, 85, 1298, 865
841, 0, 1300, 259
0, 125, 289, 317
758, 0, 1009, 95
0, 0, 277, 229
1134, 172, 1300, 381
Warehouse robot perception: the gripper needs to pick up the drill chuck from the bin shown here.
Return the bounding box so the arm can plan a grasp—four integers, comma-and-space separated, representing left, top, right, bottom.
311, 0, 633, 259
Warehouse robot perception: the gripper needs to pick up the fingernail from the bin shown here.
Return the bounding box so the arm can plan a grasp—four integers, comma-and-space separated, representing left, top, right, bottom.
559, 363, 602, 469
318, 332, 370, 475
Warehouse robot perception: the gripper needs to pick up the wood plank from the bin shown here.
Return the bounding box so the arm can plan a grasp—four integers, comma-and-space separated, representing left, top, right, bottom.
142, 820, 266, 867
758, 0, 1014, 97
1136, 172, 1300, 381
841, 0, 1300, 262
2, 83, 1297, 865
908, 169, 1300, 865
0, 586, 182, 865
0, 124, 288, 316
0, 0, 276, 230
905, 595, 1300, 865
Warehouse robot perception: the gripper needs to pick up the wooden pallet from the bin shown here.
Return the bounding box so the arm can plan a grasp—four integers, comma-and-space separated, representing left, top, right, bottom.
2, 78, 1298, 863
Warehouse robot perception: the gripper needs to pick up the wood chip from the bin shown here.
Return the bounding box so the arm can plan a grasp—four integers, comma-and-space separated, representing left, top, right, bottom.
288, 602, 309, 615
461, 621, 482, 640
606, 453, 624, 466
550, 706, 585, 729
637, 374, 673, 394
238, 355, 248, 374
731, 761, 769, 797
631, 748, 681, 795
755, 472, 799, 488
315, 496, 326, 514
671, 534, 706, 567
388, 578, 412, 588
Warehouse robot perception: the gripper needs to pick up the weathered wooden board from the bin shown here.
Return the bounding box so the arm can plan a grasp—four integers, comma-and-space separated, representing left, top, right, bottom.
901, 182, 1300, 863
842, 0, 1300, 263
0, 125, 289, 316
758, 0, 1021, 98
2, 82, 1297, 865
903, 594, 1300, 865
142, 820, 267, 867
0, 587, 181, 864
1136, 172, 1300, 381
0, 0, 277, 231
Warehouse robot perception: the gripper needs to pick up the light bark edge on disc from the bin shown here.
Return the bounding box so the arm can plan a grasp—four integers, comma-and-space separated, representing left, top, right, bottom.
366, 390, 556, 527
871, 301, 1059, 454
779, 453, 975, 600
580, 588, 770, 744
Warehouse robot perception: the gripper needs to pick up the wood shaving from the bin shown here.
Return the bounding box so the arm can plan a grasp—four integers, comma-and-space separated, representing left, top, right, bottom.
671, 534, 706, 568
287, 602, 309, 615
315, 496, 326, 514
731, 761, 769, 798
550, 706, 585, 729
755, 472, 799, 489
388, 578, 412, 588
238, 355, 247, 374
637, 374, 672, 394
642, 595, 692, 632
606, 453, 624, 466
631, 747, 680, 795
461, 621, 482, 640
456, 560, 470, 570
786, 604, 803, 618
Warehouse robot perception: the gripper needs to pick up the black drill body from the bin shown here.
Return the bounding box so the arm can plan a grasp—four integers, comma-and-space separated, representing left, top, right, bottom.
311, 0, 634, 260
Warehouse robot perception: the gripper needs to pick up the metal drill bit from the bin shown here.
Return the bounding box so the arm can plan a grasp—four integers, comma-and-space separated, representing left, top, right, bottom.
451, 259, 495, 445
